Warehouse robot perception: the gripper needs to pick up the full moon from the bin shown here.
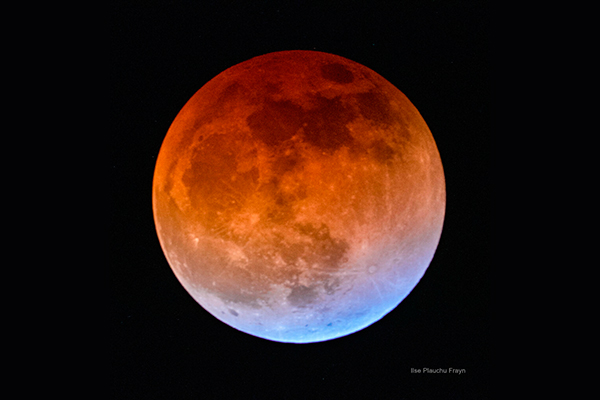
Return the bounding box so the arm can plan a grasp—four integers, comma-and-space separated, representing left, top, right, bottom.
152, 51, 445, 343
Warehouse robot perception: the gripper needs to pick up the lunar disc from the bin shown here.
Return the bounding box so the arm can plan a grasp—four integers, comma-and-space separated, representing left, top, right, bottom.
152, 50, 445, 343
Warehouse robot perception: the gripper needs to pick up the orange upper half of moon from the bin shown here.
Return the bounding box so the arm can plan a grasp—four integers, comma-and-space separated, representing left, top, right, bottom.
153, 51, 445, 285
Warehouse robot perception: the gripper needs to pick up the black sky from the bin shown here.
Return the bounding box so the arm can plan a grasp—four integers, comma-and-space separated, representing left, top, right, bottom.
110, 1, 490, 398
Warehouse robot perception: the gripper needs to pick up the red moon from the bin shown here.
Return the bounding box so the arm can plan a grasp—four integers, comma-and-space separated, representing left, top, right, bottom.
152, 51, 445, 343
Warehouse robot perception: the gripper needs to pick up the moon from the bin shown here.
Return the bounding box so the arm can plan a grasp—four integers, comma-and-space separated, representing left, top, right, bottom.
152, 51, 445, 343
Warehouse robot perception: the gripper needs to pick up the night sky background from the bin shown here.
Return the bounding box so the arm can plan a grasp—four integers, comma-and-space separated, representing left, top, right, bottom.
110, 1, 490, 398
